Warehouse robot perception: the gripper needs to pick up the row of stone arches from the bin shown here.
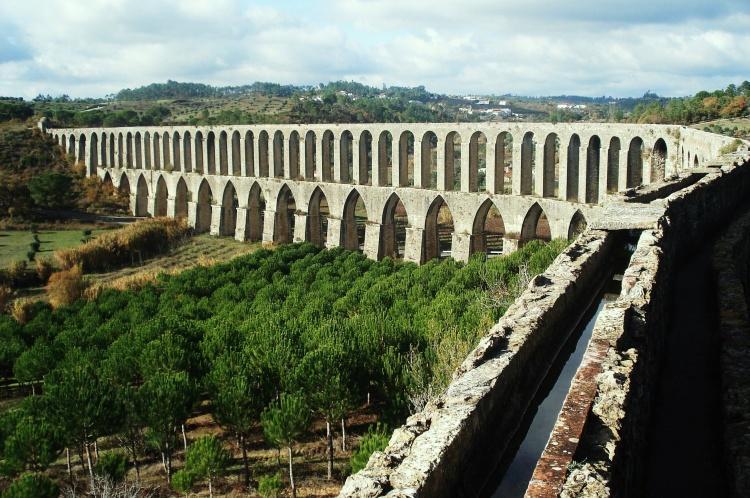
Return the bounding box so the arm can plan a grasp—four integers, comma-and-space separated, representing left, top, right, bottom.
60, 128, 672, 205
109, 172, 587, 263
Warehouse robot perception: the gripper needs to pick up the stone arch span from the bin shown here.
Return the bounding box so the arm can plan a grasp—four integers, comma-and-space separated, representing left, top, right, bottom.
520, 202, 551, 244
274, 184, 296, 244
245, 182, 265, 242
220, 181, 238, 236
135, 174, 149, 217
424, 196, 454, 262
471, 198, 505, 257
306, 186, 329, 248
380, 193, 408, 260
154, 175, 168, 217
341, 189, 368, 252
195, 179, 213, 233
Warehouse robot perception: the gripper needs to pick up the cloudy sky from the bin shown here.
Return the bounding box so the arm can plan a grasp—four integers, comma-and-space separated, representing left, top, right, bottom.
1, 0, 749, 99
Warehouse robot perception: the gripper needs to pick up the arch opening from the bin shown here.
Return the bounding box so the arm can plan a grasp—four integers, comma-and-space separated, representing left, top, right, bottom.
220, 182, 238, 237
568, 210, 587, 240
340, 131, 354, 183
342, 190, 367, 252
273, 131, 284, 178
380, 193, 408, 260
607, 137, 621, 193
422, 131, 438, 189
175, 178, 189, 219
245, 183, 266, 242
471, 199, 505, 257
207, 131, 217, 175
231, 131, 241, 176
306, 187, 329, 248
566, 134, 581, 201
289, 131, 300, 179
244, 131, 254, 177
195, 131, 204, 174
183, 131, 192, 173
444, 132, 460, 191
425, 197, 454, 262
495, 132, 513, 194
172, 132, 181, 172
521, 132, 535, 195
627, 137, 644, 188
542, 133, 560, 198
258, 131, 270, 177
162, 132, 171, 171
135, 175, 149, 217
154, 176, 168, 217
378, 131, 393, 187
219, 131, 229, 176
470, 131, 486, 192
274, 185, 296, 244
321, 130, 334, 182
398, 131, 415, 187
89, 133, 98, 175
195, 180, 213, 233
152, 133, 160, 170
586, 135, 601, 203
125, 133, 132, 168
520, 203, 551, 243
304, 131, 316, 180
359, 130, 373, 185
651, 138, 667, 183
144, 132, 152, 170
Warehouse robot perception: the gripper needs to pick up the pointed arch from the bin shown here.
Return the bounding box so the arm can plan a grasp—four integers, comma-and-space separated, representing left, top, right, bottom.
135, 175, 149, 217
175, 177, 189, 219
424, 196, 454, 262
607, 137, 621, 193
521, 132, 535, 195
651, 138, 667, 183
520, 203, 551, 243
118, 173, 131, 199
471, 199, 505, 257
195, 180, 213, 233
220, 181, 238, 236
342, 189, 367, 252
627, 137, 644, 188
568, 210, 587, 240
543, 133, 560, 198
273, 185, 296, 244
154, 176, 168, 217
306, 187, 329, 247
245, 182, 266, 242
380, 193, 408, 260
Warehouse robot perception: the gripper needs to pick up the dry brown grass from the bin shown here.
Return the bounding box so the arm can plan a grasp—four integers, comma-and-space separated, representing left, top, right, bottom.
47, 264, 87, 308
35, 257, 53, 283
55, 218, 190, 273
10, 297, 35, 324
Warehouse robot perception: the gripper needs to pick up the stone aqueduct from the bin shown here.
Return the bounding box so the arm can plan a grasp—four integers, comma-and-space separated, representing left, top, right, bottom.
45, 121, 730, 263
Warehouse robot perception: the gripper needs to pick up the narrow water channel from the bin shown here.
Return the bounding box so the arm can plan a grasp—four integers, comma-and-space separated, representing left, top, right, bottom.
479, 243, 632, 498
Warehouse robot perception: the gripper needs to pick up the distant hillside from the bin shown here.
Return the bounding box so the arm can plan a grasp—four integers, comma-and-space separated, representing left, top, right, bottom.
115, 80, 301, 100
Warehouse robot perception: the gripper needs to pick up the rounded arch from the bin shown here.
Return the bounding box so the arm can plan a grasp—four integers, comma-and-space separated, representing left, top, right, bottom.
342, 189, 367, 252
422, 131, 438, 189
304, 131, 317, 180
231, 131, 241, 176
520, 203, 551, 243
607, 137, 621, 193
173, 131, 184, 171
566, 134, 581, 201
651, 138, 667, 183
220, 181, 238, 236
109, 133, 116, 167
245, 182, 266, 242
568, 210, 587, 240
183, 131, 192, 173
542, 133, 560, 198
117, 133, 124, 168
321, 130, 334, 181
521, 132, 535, 195
471, 199, 505, 257
219, 131, 229, 176
154, 176, 168, 217
78, 134, 86, 166
378, 131, 393, 187
174, 177, 189, 219
340, 130, 354, 183
424, 196, 454, 262
207, 131, 217, 175
306, 187, 329, 247
398, 131, 415, 187
144, 132, 152, 169
152, 132, 160, 170
194, 131, 204, 173
443, 131, 460, 191
89, 133, 98, 175
586, 135, 601, 203
273, 130, 284, 178
161, 132, 170, 170
274, 185, 296, 244
195, 180, 213, 233
495, 132, 513, 194
134, 132, 142, 169
358, 130, 373, 185
470, 131, 486, 192
627, 137, 644, 188
135, 175, 149, 217
380, 193, 408, 260
244, 131, 254, 177
125, 132, 133, 168
289, 131, 300, 179
258, 131, 270, 177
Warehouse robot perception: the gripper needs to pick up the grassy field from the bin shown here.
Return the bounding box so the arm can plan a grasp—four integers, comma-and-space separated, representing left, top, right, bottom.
0, 227, 113, 268
692, 117, 750, 139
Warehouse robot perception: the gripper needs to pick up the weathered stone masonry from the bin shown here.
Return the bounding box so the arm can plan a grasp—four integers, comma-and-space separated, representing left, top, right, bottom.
43, 121, 736, 265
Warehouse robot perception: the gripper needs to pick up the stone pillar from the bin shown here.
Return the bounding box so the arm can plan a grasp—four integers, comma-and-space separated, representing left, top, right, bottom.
436, 137, 446, 190
167, 197, 177, 218
262, 209, 276, 244
451, 232, 472, 262
372, 137, 382, 187
403, 227, 425, 264
253, 136, 261, 177
643, 149, 652, 185
578, 147, 587, 203
461, 140, 471, 192
227, 136, 235, 176
333, 137, 342, 183
129, 193, 137, 216
214, 136, 222, 176
598, 146, 609, 203
618, 148, 629, 191
534, 141, 545, 197
503, 237, 520, 254
512, 142, 522, 195
210, 203, 222, 236
235, 207, 248, 241
486, 139, 497, 194
326, 217, 343, 249
189, 135, 197, 173
283, 137, 291, 179
239, 137, 247, 177
352, 138, 360, 184
393, 139, 403, 187
413, 138, 423, 188
187, 201, 198, 229
202, 139, 210, 175
558, 142, 569, 201
316, 136, 325, 181
293, 213, 306, 242
363, 223, 381, 261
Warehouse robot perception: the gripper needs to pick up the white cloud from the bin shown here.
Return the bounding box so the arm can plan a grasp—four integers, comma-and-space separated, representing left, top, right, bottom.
0, 0, 748, 98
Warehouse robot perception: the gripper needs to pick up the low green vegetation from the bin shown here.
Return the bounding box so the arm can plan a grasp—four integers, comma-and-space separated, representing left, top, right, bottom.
0, 229, 111, 268
0, 240, 567, 495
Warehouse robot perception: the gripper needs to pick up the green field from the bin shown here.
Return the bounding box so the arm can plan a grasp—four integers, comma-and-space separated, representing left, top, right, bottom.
0, 228, 113, 267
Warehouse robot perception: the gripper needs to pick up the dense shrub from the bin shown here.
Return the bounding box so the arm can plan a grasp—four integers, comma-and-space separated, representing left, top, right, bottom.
46, 264, 86, 308
1, 473, 58, 498
94, 452, 128, 483
55, 218, 190, 272
350, 424, 390, 474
